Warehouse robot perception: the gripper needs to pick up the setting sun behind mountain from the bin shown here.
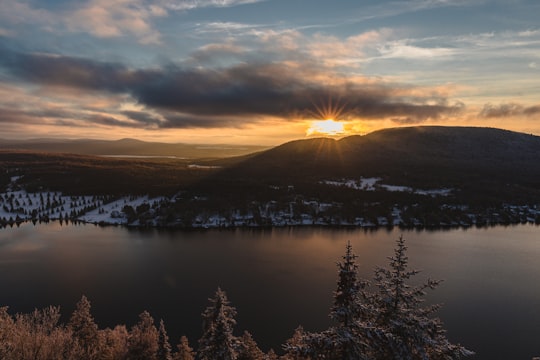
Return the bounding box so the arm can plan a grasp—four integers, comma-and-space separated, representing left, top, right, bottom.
306, 119, 345, 136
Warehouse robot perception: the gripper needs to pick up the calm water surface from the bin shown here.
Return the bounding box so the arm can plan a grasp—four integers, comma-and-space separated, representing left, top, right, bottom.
1, 223, 540, 359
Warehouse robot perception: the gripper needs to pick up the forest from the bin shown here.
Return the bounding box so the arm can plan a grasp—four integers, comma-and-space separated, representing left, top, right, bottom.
0, 237, 474, 360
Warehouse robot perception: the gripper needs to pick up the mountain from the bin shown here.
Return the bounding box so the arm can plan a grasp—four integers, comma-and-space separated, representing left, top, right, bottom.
0, 138, 268, 159
2, 126, 540, 204
220, 126, 539, 181
207, 126, 540, 204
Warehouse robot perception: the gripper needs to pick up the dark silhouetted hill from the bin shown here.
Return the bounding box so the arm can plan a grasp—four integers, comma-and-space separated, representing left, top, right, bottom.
204, 126, 540, 204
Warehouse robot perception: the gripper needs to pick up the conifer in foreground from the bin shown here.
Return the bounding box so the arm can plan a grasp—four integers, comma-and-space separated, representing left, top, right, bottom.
285, 237, 474, 359
198, 287, 238, 360
363, 235, 474, 359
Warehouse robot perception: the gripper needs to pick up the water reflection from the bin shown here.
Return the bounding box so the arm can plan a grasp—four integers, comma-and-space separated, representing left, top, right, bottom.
0, 223, 539, 359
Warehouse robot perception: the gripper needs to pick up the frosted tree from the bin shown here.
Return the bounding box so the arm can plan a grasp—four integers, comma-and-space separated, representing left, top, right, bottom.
285, 242, 370, 360
174, 335, 195, 360
12, 306, 72, 359
285, 238, 472, 360
157, 319, 173, 360
282, 326, 310, 360
68, 295, 100, 358
198, 287, 238, 360
236, 331, 265, 360
265, 348, 279, 360
127, 311, 159, 360
363, 235, 474, 359
0, 307, 15, 358
100, 325, 129, 360
327, 240, 370, 359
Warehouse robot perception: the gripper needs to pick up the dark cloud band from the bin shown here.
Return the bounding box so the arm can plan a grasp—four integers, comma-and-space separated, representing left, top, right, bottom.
0, 46, 463, 129
480, 103, 540, 118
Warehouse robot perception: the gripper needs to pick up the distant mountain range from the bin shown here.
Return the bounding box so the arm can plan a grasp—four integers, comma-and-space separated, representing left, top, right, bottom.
0, 138, 268, 159
2, 126, 540, 228
2, 126, 540, 204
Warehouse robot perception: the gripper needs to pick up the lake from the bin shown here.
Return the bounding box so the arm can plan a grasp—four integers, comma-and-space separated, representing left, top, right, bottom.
1, 223, 539, 359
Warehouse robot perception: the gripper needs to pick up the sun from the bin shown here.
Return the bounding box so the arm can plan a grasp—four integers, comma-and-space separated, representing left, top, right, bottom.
305, 96, 348, 136
306, 119, 345, 136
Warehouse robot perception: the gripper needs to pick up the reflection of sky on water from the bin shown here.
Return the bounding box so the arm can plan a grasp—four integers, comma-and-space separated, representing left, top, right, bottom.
1, 223, 539, 359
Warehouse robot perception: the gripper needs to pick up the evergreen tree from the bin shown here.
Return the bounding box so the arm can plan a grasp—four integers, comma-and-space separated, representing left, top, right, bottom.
330, 241, 362, 327
100, 325, 129, 360
328, 241, 370, 360
285, 243, 369, 360
198, 287, 238, 360
286, 238, 472, 360
236, 331, 265, 360
174, 336, 195, 360
264, 348, 279, 360
68, 295, 100, 358
0, 307, 15, 358
282, 326, 309, 360
362, 235, 473, 359
127, 311, 159, 360
157, 319, 173, 360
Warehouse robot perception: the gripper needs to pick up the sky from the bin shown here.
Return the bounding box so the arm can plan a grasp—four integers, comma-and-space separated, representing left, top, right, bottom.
0, 0, 539, 145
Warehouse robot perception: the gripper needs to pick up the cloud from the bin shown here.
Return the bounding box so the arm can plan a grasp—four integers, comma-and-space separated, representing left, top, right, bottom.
346, 0, 476, 23
0, 0, 165, 44
164, 0, 266, 11
305, 30, 391, 67
0, 46, 464, 129
0, 27, 14, 37
194, 21, 262, 34
64, 0, 166, 44
377, 40, 455, 60
188, 43, 247, 64
479, 103, 540, 118
0, 1, 56, 27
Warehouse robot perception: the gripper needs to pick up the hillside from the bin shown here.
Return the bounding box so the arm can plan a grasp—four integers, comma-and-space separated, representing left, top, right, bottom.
0, 151, 216, 195
204, 126, 540, 204
0, 138, 268, 159
2, 126, 540, 228
221, 126, 540, 182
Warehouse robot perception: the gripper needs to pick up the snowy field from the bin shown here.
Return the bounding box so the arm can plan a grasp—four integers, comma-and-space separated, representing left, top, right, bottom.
1, 175, 164, 225
322, 177, 453, 197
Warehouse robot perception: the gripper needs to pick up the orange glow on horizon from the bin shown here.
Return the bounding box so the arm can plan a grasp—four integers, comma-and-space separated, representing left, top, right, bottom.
305, 96, 351, 137
306, 119, 345, 136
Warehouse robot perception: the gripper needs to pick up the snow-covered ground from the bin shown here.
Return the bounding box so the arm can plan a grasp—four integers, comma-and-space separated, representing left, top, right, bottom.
1, 175, 539, 229
322, 177, 381, 191
323, 177, 453, 197
0, 176, 165, 226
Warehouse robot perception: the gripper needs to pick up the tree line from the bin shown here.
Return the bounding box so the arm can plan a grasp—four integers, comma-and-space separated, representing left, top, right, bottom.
0, 237, 473, 359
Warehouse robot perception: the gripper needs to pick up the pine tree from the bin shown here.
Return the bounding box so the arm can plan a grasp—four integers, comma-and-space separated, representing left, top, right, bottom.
328, 241, 370, 360
198, 287, 238, 360
282, 326, 309, 360
100, 325, 129, 360
285, 238, 473, 360
127, 311, 159, 360
174, 336, 195, 360
363, 235, 474, 359
68, 295, 100, 358
285, 242, 369, 360
331, 241, 361, 326
157, 319, 173, 360
264, 348, 279, 360
0, 307, 15, 358
236, 331, 265, 360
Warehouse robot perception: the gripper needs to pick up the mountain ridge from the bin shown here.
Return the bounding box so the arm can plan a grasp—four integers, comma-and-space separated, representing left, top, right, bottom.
2, 126, 540, 205
221, 126, 540, 181
0, 138, 269, 158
